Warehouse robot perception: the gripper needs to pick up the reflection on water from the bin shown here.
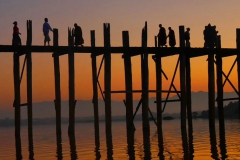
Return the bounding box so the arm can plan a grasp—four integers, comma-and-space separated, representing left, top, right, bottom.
69, 133, 78, 160
56, 133, 63, 160
1, 119, 240, 159
188, 128, 194, 160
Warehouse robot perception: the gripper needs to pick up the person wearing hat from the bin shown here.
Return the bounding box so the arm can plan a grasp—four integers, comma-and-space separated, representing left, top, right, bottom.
12, 21, 22, 46
43, 18, 53, 46
185, 27, 191, 47
73, 23, 84, 47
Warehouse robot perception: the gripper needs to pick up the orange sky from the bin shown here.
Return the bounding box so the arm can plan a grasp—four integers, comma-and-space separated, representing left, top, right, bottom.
0, 1, 240, 109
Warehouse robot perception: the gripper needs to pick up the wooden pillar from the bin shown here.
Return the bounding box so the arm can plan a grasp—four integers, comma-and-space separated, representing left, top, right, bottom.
216, 36, 224, 129
122, 31, 134, 132
154, 43, 164, 155
186, 55, 192, 131
179, 25, 188, 156
104, 23, 113, 158
141, 22, 150, 131
216, 36, 227, 158
141, 22, 151, 160
208, 39, 215, 130
237, 29, 240, 118
91, 30, 100, 147
68, 28, 75, 134
13, 52, 22, 159
26, 20, 34, 159
53, 28, 62, 138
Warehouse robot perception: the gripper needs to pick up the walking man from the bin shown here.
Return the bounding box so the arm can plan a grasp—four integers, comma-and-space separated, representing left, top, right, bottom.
43, 18, 53, 46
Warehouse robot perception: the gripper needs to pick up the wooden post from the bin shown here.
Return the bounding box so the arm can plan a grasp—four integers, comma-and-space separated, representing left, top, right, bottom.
141, 22, 151, 160
13, 52, 22, 159
186, 54, 192, 131
154, 40, 164, 155
68, 28, 75, 134
53, 29, 62, 136
216, 36, 224, 128
122, 31, 134, 132
216, 36, 227, 158
208, 37, 215, 130
141, 22, 150, 131
26, 20, 34, 159
237, 29, 240, 118
104, 23, 113, 158
91, 30, 100, 147
179, 25, 188, 156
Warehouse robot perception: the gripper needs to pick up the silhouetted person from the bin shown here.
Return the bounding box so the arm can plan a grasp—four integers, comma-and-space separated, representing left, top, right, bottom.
12, 21, 22, 46
185, 27, 190, 47
203, 26, 209, 48
167, 27, 176, 47
157, 24, 167, 47
204, 23, 218, 48
212, 25, 218, 47
74, 23, 84, 47
43, 18, 53, 46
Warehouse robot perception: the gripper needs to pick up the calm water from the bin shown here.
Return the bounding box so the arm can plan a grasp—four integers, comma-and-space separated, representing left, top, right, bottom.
0, 119, 240, 160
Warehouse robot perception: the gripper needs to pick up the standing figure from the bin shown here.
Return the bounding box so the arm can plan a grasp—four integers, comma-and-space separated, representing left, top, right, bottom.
157, 24, 167, 47
74, 23, 84, 47
43, 18, 53, 46
212, 25, 218, 47
203, 26, 209, 48
185, 28, 191, 47
167, 27, 176, 47
12, 21, 22, 46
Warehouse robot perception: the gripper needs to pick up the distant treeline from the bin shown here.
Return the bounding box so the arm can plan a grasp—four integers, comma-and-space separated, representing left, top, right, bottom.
200, 101, 239, 118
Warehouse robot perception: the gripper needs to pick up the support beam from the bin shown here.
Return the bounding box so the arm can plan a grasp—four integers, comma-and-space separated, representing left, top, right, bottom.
53, 29, 62, 137
179, 25, 188, 156
155, 35, 164, 155
26, 20, 34, 158
141, 22, 150, 131
104, 23, 113, 158
237, 29, 240, 118
91, 30, 100, 147
122, 31, 134, 132
141, 22, 151, 160
13, 52, 22, 159
68, 28, 75, 134
186, 54, 193, 131
208, 44, 215, 129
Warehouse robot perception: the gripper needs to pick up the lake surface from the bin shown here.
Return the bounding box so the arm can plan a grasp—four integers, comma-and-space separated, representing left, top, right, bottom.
0, 119, 240, 160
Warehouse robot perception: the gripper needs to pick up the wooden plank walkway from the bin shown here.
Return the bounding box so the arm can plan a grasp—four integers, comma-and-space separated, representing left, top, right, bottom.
0, 45, 237, 57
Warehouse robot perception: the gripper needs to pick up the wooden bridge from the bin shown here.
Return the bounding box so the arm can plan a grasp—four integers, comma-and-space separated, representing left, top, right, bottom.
1, 20, 240, 159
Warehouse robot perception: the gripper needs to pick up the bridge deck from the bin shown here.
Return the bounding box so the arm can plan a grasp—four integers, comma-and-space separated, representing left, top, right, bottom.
0, 45, 238, 58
